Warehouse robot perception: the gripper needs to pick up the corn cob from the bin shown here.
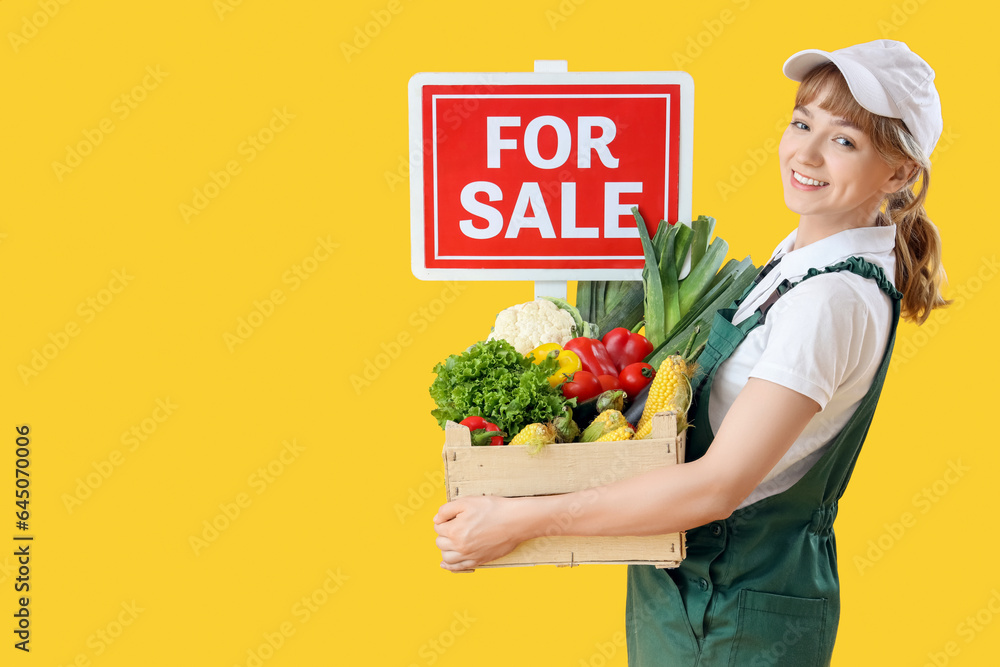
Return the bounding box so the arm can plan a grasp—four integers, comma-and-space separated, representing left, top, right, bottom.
581, 409, 630, 442
634, 355, 693, 438
595, 424, 635, 442
510, 422, 557, 454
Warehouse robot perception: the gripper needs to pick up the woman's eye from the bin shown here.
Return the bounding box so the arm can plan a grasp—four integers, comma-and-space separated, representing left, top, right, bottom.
835, 137, 855, 148
790, 121, 808, 130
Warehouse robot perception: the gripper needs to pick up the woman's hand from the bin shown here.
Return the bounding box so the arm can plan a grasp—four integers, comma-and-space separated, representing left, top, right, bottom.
433, 496, 529, 572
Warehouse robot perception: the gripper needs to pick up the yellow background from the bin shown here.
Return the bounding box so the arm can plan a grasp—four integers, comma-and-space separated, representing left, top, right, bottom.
2, 1, 997, 665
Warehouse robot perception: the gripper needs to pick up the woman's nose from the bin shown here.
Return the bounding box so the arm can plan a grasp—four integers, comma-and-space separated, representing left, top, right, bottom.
797, 135, 824, 166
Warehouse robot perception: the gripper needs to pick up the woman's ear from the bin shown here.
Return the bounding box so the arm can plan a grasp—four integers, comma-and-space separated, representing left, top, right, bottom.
884, 159, 919, 194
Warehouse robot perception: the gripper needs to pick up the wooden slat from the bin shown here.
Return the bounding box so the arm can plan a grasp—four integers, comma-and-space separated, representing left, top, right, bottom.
445, 438, 677, 498
485, 534, 685, 569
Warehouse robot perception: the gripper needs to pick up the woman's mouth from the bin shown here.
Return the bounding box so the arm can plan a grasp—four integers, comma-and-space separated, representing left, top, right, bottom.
791, 170, 829, 190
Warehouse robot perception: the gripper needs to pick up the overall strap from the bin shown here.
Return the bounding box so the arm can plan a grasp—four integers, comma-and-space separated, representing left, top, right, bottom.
690, 255, 782, 413
733, 255, 783, 308
687, 258, 779, 461
756, 256, 901, 325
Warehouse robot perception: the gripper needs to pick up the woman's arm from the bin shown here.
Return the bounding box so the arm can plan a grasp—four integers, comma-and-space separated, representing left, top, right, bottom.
433, 378, 820, 571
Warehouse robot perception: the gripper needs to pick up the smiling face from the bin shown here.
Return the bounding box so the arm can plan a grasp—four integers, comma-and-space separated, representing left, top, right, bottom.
778, 81, 913, 244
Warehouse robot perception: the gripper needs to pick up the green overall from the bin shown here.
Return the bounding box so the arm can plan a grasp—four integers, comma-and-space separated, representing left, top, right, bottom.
626, 256, 901, 666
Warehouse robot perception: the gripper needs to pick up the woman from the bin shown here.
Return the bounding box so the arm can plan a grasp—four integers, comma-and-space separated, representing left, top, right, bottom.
433, 39, 947, 665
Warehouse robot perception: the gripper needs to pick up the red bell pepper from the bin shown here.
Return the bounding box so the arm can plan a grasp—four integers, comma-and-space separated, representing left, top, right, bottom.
597, 374, 622, 393
563, 337, 619, 377
459, 416, 505, 446
602, 327, 655, 373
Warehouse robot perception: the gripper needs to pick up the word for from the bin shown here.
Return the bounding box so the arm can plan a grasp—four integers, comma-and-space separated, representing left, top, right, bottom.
52, 67, 168, 181
8, 0, 71, 53
18, 269, 133, 385
61, 399, 178, 514
180, 107, 295, 222
487, 116, 618, 169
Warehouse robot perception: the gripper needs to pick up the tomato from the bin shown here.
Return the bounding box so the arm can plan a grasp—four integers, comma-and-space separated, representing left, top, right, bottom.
619, 362, 656, 397
597, 374, 622, 393
561, 371, 603, 403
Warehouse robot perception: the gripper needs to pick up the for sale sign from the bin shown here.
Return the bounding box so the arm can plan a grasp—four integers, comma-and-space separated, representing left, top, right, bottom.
408, 70, 693, 281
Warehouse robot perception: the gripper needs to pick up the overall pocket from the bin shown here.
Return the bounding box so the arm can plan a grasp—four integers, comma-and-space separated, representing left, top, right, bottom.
728, 589, 830, 667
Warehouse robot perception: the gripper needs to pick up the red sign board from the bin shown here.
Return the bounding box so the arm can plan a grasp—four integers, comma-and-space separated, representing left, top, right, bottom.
409, 71, 693, 280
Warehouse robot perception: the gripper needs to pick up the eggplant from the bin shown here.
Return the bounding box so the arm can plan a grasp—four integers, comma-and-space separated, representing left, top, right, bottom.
624, 382, 651, 426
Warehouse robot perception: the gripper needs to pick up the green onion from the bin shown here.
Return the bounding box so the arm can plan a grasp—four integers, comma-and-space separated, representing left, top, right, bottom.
633, 207, 667, 347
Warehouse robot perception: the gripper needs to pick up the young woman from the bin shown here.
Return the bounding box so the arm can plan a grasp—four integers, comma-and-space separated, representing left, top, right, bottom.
433, 39, 947, 665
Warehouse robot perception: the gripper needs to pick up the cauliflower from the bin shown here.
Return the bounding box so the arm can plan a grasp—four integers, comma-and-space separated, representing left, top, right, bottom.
487, 299, 576, 355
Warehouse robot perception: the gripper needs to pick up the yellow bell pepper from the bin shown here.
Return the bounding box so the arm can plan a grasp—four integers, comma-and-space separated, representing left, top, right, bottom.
528, 343, 582, 388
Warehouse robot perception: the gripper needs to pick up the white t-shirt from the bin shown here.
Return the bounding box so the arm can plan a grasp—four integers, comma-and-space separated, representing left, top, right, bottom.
707, 224, 897, 509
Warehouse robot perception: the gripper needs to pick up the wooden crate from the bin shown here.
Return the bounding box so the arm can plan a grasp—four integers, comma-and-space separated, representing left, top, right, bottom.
442, 411, 686, 570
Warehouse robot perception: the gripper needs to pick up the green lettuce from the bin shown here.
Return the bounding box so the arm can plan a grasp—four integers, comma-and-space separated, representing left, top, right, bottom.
429, 339, 569, 443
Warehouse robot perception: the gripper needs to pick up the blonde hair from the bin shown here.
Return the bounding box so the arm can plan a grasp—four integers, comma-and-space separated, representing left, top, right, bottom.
795, 61, 949, 324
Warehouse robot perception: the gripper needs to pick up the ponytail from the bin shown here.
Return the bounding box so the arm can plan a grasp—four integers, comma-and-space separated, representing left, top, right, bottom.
875, 126, 950, 324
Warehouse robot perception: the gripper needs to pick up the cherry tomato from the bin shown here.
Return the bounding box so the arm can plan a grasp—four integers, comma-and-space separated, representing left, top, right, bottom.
561, 371, 603, 403
619, 362, 656, 397
597, 374, 622, 393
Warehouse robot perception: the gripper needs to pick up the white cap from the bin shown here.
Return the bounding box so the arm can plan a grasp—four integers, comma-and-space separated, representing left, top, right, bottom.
782, 39, 943, 158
